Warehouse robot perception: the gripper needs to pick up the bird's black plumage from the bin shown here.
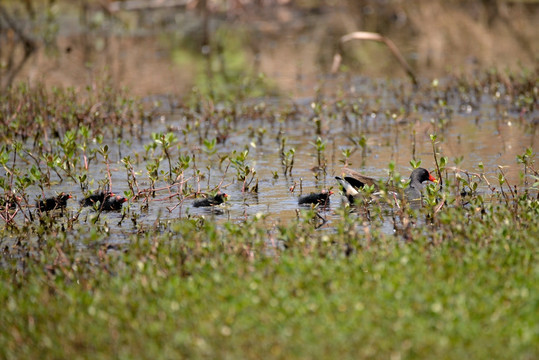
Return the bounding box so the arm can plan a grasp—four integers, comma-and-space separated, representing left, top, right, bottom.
298, 190, 333, 206
81, 191, 113, 208
336, 167, 437, 202
36, 193, 72, 212
101, 195, 127, 211
193, 193, 228, 207
1, 194, 19, 210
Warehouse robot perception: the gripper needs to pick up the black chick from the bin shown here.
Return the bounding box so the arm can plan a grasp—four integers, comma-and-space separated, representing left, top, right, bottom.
193, 193, 228, 207
101, 195, 127, 211
80, 191, 113, 208
298, 190, 333, 206
36, 193, 72, 212
1, 194, 19, 210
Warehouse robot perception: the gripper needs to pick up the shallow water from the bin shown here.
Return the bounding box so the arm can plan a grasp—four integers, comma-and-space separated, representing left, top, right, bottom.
2, 76, 536, 246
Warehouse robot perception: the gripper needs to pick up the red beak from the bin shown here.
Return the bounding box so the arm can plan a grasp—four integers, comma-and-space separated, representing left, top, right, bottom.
429, 173, 438, 183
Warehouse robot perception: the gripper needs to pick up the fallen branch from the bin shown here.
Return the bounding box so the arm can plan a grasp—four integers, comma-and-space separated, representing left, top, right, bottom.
331, 31, 417, 86
108, 0, 190, 12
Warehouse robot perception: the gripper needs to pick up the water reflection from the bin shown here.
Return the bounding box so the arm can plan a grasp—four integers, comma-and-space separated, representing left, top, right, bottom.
0, 75, 537, 248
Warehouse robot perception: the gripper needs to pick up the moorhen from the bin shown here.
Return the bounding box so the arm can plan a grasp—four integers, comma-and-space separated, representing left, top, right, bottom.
336, 167, 437, 202
193, 192, 228, 207
298, 190, 333, 206
1, 194, 19, 210
36, 193, 72, 212
81, 191, 113, 208
101, 195, 127, 211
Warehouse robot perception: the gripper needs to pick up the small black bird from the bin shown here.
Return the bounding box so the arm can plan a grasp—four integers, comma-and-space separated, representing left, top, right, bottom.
101, 195, 127, 211
298, 190, 333, 206
193, 193, 228, 207
1, 194, 19, 210
81, 191, 113, 208
36, 193, 72, 212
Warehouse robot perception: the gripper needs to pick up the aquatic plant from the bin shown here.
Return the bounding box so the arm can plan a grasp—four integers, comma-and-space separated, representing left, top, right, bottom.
0, 69, 537, 360
311, 136, 327, 174
230, 150, 257, 193
279, 137, 295, 177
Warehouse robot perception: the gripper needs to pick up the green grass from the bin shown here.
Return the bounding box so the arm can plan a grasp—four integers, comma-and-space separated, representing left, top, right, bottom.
1, 196, 537, 360
1, 70, 538, 359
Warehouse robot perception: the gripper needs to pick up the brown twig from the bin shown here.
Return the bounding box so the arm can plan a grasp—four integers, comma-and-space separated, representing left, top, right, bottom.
431, 140, 443, 190
108, 0, 190, 12
331, 31, 417, 86
433, 195, 446, 215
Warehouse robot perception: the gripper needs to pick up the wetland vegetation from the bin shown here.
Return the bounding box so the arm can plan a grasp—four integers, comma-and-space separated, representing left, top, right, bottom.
1, 1, 538, 359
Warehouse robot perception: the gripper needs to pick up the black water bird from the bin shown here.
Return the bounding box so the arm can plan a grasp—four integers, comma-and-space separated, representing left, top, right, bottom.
336, 167, 437, 202
193, 193, 228, 208
1, 194, 20, 210
101, 195, 127, 211
36, 193, 72, 212
81, 191, 113, 208
298, 190, 333, 206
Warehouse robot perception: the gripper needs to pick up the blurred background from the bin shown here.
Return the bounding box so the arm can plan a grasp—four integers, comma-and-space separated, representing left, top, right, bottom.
1, 0, 538, 97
